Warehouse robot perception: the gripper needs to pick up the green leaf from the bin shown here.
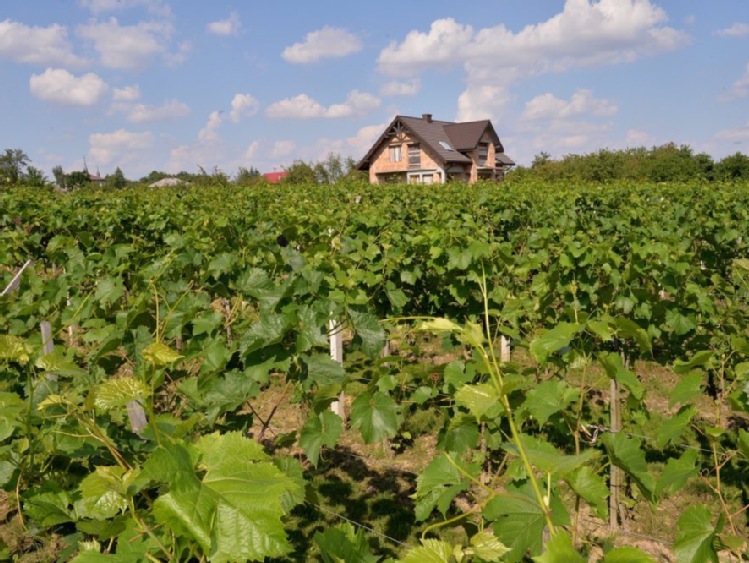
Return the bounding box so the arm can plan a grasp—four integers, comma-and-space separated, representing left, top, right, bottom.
587, 320, 614, 342
613, 318, 651, 354
299, 410, 343, 467
504, 434, 599, 476
438, 415, 479, 454
656, 450, 700, 497
669, 372, 702, 407
0, 334, 32, 365
673, 351, 713, 375
94, 377, 149, 411
142, 341, 182, 366
674, 505, 721, 563
737, 429, 749, 461
443, 360, 475, 390
350, 391, 399, 444
523, 380, 580, 426
469, 530, 510, 561
530, 323, 583, 364
599, 352, 644, 400
348, 309, 385, 357
565, 466, 609, 520
400, 538, 453, 563
35, 350, 86, 377
314, 523, 378, 563
602, 547, 656, 562
485, 482, 569, 562
533, 531, 584, 563
305, 353, 346, 385
455, 383, 501, 420
77, 466, 129, 520
656, 405, 695, 448
602, 433, 655, 502
415, 454, 469, 521
417, 318, 461, 333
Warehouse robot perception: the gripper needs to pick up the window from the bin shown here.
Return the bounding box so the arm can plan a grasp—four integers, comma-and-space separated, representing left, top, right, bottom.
408, 144, 421, 168
389, 145, 401, 162
477, 143, 489, 166
439, 141, 454, 151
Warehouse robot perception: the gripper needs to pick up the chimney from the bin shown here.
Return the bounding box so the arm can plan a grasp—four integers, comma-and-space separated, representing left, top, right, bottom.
422, 113, 433, 123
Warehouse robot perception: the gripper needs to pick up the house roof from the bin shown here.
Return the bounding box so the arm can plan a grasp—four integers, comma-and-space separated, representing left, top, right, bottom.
262, 171, 287, 184
357, 114, 509, 170
495, 153, 516, 166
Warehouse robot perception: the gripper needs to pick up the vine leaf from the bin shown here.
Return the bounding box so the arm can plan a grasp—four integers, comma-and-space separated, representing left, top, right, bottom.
299, 410, 343, 467
313, 523, 378, 563
305, 353, 346, 386
0, 334, 32, 365
669, 372, 702, 408
565, 466, 609, 519
350, 391, 399, 444
469, 530, 510, 561
523, 380, 579, 426
414, 454, 473, 521
77, 466, 129, 521
455, 383, 502, 420
529, 323, 583, 364
400, 538, 453, 562
673, 505, 722, 563
142, 341, 182, 366
599, 352, 644, 400
94, 377, 149, 411
601, 547, 656, 562
601, 433, 656, 502
656, 405, 696, 448
504, 434, 599, 476
532, 531, 584, 563
656, 449, 700, 497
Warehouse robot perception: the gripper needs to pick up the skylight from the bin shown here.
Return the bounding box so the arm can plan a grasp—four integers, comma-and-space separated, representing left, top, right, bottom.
439, 141, 454, 151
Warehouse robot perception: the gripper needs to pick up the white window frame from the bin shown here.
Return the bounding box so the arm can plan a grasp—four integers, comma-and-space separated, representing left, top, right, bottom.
408, 144, 421, 168
389, 144, 402, 162
477, 143, 489, 166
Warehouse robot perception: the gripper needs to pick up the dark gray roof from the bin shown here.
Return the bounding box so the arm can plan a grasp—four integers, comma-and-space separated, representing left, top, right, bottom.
357, 114, 511, 170
495, 153, 515, 166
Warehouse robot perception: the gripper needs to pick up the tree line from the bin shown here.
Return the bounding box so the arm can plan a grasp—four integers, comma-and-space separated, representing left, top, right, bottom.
508, 143, 749, 183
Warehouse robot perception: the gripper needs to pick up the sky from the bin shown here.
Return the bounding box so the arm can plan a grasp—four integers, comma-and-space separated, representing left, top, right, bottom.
1, 0, 748, 180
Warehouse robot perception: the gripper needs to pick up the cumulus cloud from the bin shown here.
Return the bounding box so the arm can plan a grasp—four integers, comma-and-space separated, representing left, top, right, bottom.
266, 90, 380, 119
312, 121, 388, 161
521, 89, 618, 121
380, 79, 420, 96
89, 129, 154, 166
113, 84, 140, 101
715, 119, 749, 142
282, 26, 362, 63
198, 111, 224, 142
626, 129, 656, 146
29, 67, 108, 106
719, 63, 749, 101
230, 93, 259, 122
207, 12, 241, 36
77, 17, 178, 69
127, 100, 189, 123
377, 1, 689, 122
271, 140, 295, 158
717, 23, 749, 37
0, 19, 85, 66
245, 141, 259, 160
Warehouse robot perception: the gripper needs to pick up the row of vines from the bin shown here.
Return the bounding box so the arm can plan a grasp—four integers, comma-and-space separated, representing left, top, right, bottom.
1, 180, 748, 561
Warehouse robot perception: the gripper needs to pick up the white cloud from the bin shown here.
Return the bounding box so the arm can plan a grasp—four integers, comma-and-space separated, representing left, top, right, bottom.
230, 93, 259, 122
207, 12, 241, 36
198, 111, 224, 142
89, 129, 154, 167
626, 129, 656, 146
113, 84, 140, 101
521, 89, 618, 121
127, 100, 189, 123
378, 1, 689, 123
715, 120, 749, 142
266, 90, 380, 119
271, 141, 295, 158
282, 26, 362, 63
77, 17, 177, 69
719, 63, 749, 101
312, 121, 388, 162
30, 67, 108, 106
717, 23, 749, 37
0, 19, 85, 66
245, 141, 259, 161
380, 80, 420, 96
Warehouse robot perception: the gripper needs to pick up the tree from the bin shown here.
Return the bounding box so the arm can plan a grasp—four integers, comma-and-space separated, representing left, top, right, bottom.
283, 160, 317, 184
235, 166, 261, 186
314, 153, 345, 184
0, 148, 30, 184
714, 152, 749, 181
23, 166, 47, 188
107, 167, 127, 189
52, 165, 66, 190
66, 170, 90, 189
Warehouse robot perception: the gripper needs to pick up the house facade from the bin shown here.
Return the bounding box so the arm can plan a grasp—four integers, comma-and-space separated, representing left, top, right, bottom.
357, 114, 514, 184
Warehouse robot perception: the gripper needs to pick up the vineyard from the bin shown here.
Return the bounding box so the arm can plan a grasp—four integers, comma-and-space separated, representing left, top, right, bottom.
1, 179, 748, 562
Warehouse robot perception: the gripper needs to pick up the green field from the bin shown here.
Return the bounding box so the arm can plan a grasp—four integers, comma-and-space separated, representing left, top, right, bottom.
1, 179, 748, 561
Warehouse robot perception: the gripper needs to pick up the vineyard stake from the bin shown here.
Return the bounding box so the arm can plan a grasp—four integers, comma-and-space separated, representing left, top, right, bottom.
329, 318, 346, 422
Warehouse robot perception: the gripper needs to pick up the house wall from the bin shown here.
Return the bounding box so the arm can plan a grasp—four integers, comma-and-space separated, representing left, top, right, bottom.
368, 135, 442, 184
467, 133, 498, 182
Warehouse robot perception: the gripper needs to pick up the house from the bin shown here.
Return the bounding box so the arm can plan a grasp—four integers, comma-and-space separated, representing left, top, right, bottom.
357, 114, 514, 184
262, 171, 287, 184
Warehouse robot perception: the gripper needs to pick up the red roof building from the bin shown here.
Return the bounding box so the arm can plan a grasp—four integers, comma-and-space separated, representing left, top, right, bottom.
262, 171, 287, 184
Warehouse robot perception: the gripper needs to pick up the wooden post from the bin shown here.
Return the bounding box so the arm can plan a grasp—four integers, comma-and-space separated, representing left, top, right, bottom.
329, 319, 346, 422
609, 377, 620, 530
1, 260, 33, 297
500, 335, 511, 363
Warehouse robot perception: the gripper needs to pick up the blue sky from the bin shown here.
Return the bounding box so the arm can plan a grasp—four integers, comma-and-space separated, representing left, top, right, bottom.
1, 0, 748, 179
